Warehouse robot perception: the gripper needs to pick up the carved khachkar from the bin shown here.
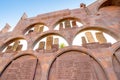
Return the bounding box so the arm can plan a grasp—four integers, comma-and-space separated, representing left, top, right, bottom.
34, 25, 44, 33
0, 0, 120, 80
85, 32, 95, 43
38, 41, 45, 49
95, 32, 107, 44
46, 36, 53, 50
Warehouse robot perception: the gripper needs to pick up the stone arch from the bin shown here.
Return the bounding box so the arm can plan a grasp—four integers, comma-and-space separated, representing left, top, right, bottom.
0, 37, 28, 52
112, 43, 120, 80
23, 22, 49, 35
72, 26, 118, 46
33, 31, 69, 51
53, 17, 83, 30
48, 46, 107, 80
0, 53, 41, 80
98, 0, 120, 10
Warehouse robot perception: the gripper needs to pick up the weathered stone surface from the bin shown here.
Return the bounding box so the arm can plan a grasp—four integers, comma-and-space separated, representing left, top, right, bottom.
96, 32, 107, 44
34, 25, 44, 33
5, 46, 12, 52
85, 32, 95, 43
16, 45, 23, 51
54, 38, 59, 44
38, 41, 45, 49
83, 42, 111, 49
65, 20, 71, 28
52, 44, 59, 52
0, 23, 11, 33
0, 0, 120, 80
72, 20, 77, 27
0, 55, 38, 80
59, 23, 63, 30
12, 41, 20, 51
46, 36, 53, 50
21, 13, 28, 20
49, 51, 100, 80
81, 36, 87, 44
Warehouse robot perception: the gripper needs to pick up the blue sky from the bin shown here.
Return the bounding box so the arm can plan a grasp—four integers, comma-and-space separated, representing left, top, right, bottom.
0, 0, 96, 30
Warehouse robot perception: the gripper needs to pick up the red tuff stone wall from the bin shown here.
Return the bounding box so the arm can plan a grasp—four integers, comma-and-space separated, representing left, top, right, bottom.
0, 0, 120, 80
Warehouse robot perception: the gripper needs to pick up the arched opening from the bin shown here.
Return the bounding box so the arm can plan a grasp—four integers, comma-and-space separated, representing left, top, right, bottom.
33, 34, 69, 52
73, 29, 117, 46
24, 23, 49, 35
54, 18, 83, 30
1, 39, 27, 53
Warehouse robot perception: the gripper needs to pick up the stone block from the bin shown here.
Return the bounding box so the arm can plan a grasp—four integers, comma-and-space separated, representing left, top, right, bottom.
72, 20, 77, 27
96, 32, 107, 44
81, 36, 87, 44
59, 23, 64, 30
38, 41, 45, 49
34, 24, 44, 33
65, 20, 71, 28
85, 32, 95, 43
46, 36, 53, 50
12, 41, 20, 51
54, 38, 59, 44
16, 45, 23, 51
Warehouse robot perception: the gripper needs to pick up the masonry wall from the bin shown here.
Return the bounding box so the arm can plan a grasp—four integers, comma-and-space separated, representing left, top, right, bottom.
0, 0, 120, 80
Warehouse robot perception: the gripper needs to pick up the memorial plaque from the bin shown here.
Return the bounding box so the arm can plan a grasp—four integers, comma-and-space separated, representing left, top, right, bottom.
85, 32, 95, 43
34, 24, 39, 32
59, 23, 63, 30
0, 55, 38, 80
12, 41, 20, 51
38, 41, 45, 49
95, 32, 107, 44
34, 25, 44, 33
46, 36, 53, 50
54, 38, 59, 45
65, 20, 71, 28
49, 51, 97, 80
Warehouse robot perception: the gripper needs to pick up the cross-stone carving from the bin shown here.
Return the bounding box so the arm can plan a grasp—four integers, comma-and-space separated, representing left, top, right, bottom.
46, 36, 53, 50
65, 20, 71, 28
96, 32, 107, 44
59, 23, 64, 30
12, 41, 20, 51
34, 24, 44, 33
85, 32, 95, 43
38, 41, 45, 50
54, 38, 59, 44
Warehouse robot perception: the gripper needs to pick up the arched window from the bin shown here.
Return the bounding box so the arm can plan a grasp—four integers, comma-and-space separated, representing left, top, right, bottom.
73, 29, 117, 46
34, 35, 69, 52
54, 18, 83, 30
2, 39, 27, 53
24, 23, 49, 35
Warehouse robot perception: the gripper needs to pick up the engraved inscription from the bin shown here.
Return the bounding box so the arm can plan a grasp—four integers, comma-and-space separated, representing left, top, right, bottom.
1, 56, 37, 80
56, 57, 92, 80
